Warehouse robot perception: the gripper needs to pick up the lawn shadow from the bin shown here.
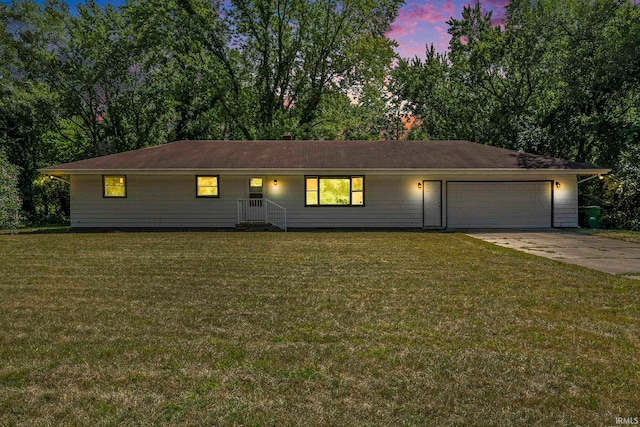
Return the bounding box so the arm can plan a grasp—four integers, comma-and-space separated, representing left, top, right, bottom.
0, 225, 71, 235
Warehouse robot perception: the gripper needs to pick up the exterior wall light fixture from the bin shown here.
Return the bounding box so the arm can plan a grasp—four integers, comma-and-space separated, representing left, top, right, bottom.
418, 182, 422, 189
274, 179, 278, 186
556, 181, 561, 188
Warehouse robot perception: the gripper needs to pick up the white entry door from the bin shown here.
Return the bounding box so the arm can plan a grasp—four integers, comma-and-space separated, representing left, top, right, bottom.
423, 181, 442, 227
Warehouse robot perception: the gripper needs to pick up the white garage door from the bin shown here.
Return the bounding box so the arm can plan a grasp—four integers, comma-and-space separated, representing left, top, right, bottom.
447, 182, 552, 228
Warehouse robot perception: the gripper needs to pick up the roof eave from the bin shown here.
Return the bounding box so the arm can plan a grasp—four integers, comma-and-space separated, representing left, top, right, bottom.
40, 167, 612, 176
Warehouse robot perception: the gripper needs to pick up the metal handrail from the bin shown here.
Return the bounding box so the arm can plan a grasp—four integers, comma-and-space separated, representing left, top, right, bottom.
265, 198, 287, 231
237, 198, 287, 231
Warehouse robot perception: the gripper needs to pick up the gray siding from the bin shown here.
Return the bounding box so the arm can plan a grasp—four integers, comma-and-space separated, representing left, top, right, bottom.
552, 177, 579, 227
265, 175, 423, 228
71, 175, 243, 228
70, 172, 579, 229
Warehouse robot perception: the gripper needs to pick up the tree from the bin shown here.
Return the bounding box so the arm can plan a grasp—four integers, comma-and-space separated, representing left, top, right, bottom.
1, 0, 175, 222
132, 0, 402, 140
3, 0, 175, 158
391, 45, 465, 140
0, 150, 22, 229
0, 1, 55, 220
392, 0, 640, 229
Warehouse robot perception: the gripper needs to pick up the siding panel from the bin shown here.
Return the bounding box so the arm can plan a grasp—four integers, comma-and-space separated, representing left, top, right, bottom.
71, 175, 242, 228
267, 175, 423, 228
70, 173, 579, 229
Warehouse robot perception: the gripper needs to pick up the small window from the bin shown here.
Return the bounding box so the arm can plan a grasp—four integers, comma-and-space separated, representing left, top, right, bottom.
103, 175, 126, 198
351, 176, 364, 205
305, 176, 364, 206
196, 176, 219, 197
249, 177, 263, 199
306, 177, 319, 205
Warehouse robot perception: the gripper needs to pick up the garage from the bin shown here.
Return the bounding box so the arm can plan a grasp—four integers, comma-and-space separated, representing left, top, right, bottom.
447, 181, 552, 228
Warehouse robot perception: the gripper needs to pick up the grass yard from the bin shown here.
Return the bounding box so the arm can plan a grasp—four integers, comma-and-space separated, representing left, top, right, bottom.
576, 228, 640, 244
0, 232, 638, 426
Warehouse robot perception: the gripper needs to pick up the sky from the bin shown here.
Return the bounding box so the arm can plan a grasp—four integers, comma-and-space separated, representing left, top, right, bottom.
388, 0, 509, 57
5, 0, 510, 58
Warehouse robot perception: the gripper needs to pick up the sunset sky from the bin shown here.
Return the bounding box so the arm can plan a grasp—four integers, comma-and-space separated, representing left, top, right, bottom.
388, 0, 508, 57
5, 0, 510, 58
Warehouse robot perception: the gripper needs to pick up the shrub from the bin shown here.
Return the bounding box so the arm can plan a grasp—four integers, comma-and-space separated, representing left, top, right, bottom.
0, 150, 23, 229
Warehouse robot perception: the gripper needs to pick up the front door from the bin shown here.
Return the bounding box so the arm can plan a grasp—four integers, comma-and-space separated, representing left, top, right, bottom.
249, 177, 263, 199
245, 177, 264, 222
423, 180, 442, 228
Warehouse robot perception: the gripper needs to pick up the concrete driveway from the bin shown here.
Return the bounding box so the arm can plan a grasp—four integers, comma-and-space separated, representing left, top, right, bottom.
466, 230, 640, 280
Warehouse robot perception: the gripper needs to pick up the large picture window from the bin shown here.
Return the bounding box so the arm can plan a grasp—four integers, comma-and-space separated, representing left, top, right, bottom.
103, 175, 126, 198
196, 176, 219, 197
305, 176, 364, 206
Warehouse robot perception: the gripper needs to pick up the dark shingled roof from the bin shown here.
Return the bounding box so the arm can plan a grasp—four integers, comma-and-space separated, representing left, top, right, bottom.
41, 140, 602, 172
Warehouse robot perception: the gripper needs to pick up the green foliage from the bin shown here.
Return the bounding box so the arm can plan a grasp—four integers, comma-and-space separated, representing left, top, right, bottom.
130, 0, 402, 140
0, 150, 22, 229
592, 146, 640, 230
11, 0, 174, 156
31, 176, 70, 225
392, 0, 640, 229
1, 0, 403, 223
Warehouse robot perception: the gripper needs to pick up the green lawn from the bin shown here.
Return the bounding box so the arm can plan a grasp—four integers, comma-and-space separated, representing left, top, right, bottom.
575, 228, 640, 244
1, 232, 638, 425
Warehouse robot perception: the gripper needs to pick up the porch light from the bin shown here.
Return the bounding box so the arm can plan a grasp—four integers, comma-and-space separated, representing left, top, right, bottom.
598, 174, 604, 180
418, 182, 422, 189
556, 182, 561, 188
47, 175, 70, 184
273, 179, 278, 186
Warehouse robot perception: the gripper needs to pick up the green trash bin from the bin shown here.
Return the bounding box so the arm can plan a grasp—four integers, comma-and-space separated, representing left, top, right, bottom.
585, 206, 601, 229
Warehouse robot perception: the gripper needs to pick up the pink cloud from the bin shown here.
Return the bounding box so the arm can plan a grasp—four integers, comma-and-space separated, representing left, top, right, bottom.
434, 39, 450, 52
406, 0, 455, 24
392, 39, 428, 58
404, 44, 427, 57
464, 0, 507, 27
483, 0, 509, 7
387, 0, 455, 39
433, 25, 448, 38
488, 4, 506, 27
389, 0, 510, 57
387, 26, 408, 38
409, 0, 454, 24
387, 20, 419, 37
394, 28, 452, 59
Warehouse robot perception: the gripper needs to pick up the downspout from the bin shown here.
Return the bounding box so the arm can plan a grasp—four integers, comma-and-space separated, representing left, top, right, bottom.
577, 174, 604, 184
46, 175, 71, 184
